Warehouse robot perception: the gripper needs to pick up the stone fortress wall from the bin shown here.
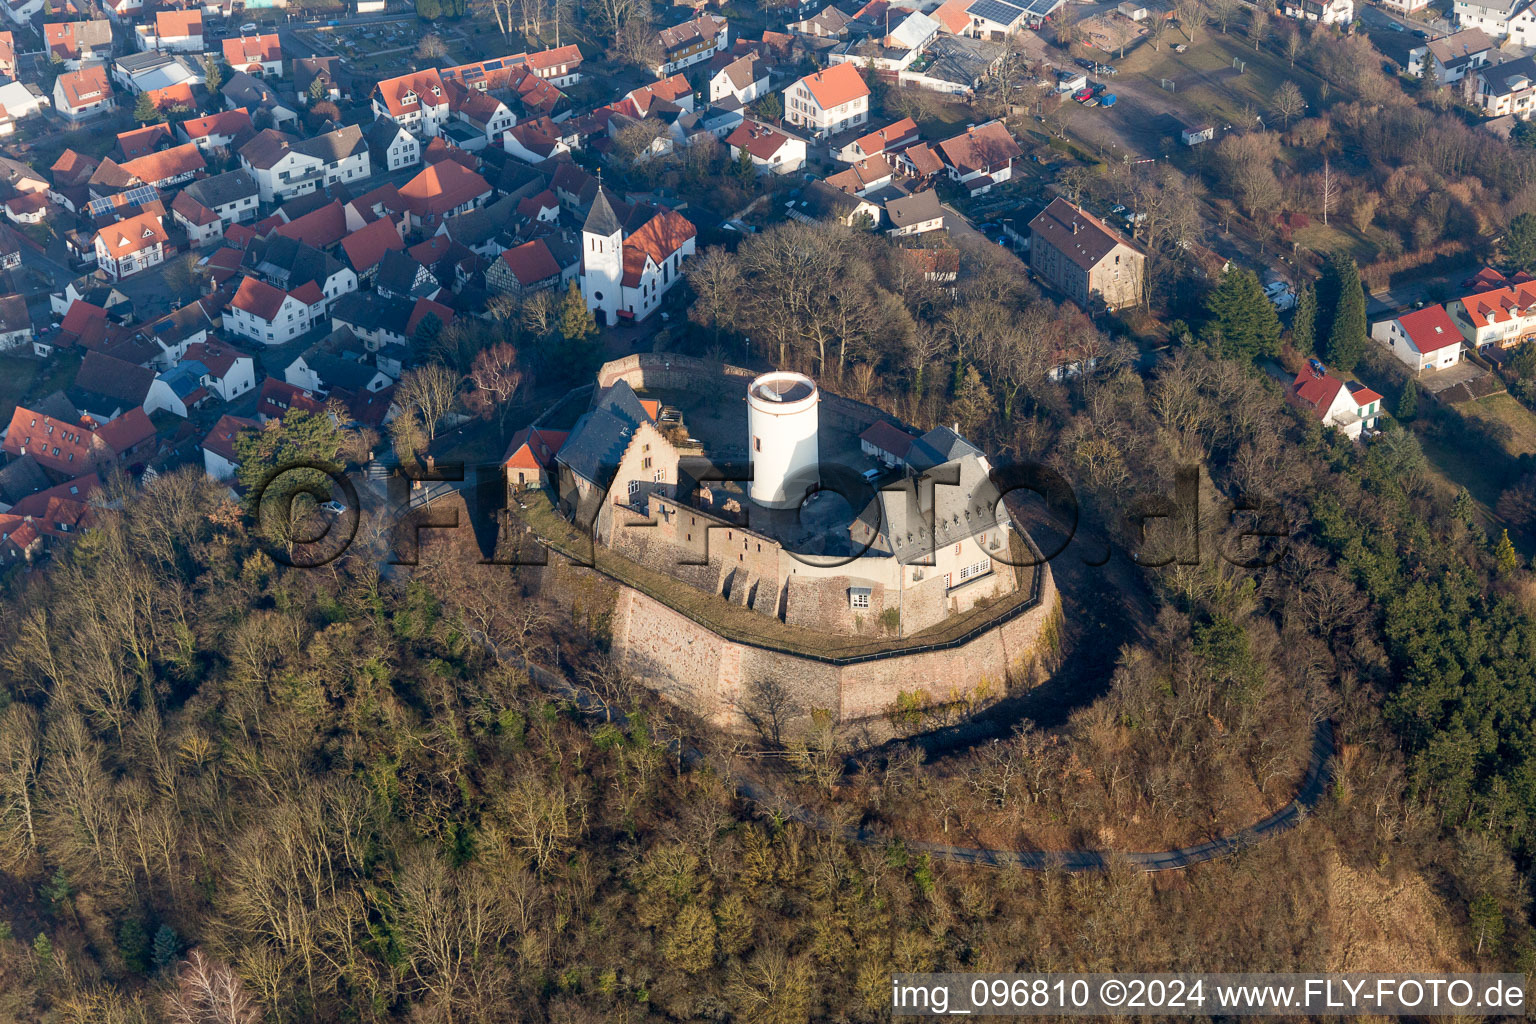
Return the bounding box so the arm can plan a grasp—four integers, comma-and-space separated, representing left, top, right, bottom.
577, 354, 1062, 734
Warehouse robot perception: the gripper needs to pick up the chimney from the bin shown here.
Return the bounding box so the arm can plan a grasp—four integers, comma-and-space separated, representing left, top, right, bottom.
1071, 220, 1079, 234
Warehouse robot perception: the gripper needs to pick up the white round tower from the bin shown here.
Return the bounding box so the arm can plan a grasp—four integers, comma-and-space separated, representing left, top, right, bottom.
747, 371, 820, 509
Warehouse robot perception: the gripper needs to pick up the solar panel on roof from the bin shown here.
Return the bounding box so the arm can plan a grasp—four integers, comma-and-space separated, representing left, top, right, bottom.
967, 0, 1025, 21
1020, 0, 1058, 12
484, 58, 504, 69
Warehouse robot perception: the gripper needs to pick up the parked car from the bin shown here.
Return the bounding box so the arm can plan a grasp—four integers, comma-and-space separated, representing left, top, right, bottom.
1386, 19, 1404, 30
1091, 81, 1108, 95
1097, 64, 1117, 76
1075, 56, 1097, 69
1264, 280, 1297, 311
1073, 86, 1094, 101
1110, 203, 1128, 216
320, 500, 347, 515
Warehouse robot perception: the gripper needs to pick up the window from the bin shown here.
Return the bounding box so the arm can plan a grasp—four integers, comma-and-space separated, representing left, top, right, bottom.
753, 436, 761, 451
957, 557, 992, 583
850, 590, 870, 609
628, 480, 642, 498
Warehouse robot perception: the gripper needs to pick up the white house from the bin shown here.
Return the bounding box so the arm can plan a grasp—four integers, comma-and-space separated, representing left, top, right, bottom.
1281, 0, 1354, 25
836, 117, 920, 163
1448, 280, 1536, 351
366, 117, 421, 172
1473, 56, 1536, 118
239, 125, 371, 204
372, 69, 450, 138
136, 10, 203, 52
94, 211, 168, 280
222, 34, 282, 77
1288, 365, 1383, 441
936, 119, 1021, 194
201, 413, 259, 480
726, 119, 808, 174
225, 276, 325, 346
654, 14, 728, 76
182, 341, 256, 400
0, 294, 30, 351
170, 169, 259, 247
1371, 305, 1465, 372
580, 187, 697, 325
785, 63, 870, 137
54, 65, 114, 122
885, 190, 945, 236
709, 52, 769, 107
1407, 28, 1495, 82
525, 44, 584, 87
1455, 0, 1536, 43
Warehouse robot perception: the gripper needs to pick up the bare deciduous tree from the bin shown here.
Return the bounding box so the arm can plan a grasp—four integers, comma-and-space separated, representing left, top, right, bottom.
1274, 80, 1305, 128
396, 364, 459, 443
164, 950, 263, 1024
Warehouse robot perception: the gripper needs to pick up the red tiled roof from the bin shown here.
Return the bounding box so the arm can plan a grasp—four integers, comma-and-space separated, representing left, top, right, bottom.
727, 119, 795, 160
183, 339, 249, 378
795, 63, 868, 110
503, 425, 567, 469
525, 43, 581, 71
621, 209, 695, 288
932, 0, 972, 32
145, 82, 197, 112
182, 107, 253, 141
860, 420, 917, 458
375, 69, 447, 118
1398, 303, 1465, 353
274, 200, 347, 248
290, 280, 323, 307
117, 122, 172, 160
626, 74, 691, 114
399, 160, 490, 219
155, 9, 200, 37
120, 142, 204, 186
407, 297, 455, 336
937, 120, 1021, 175
2, 406, 109, 474
56, 65, 110, 110
517, 189, 558, 220
94, 408, 156, 456
222, 33, 280, 68
849, 117, 918, 157
1458, 284, 1536, 331
231, 276, 287, 320
200, 413, 260, 462
258, 377, 327, 420
97, 211, 167, 258
340, 216, 403, 273
498, 238, 560, 286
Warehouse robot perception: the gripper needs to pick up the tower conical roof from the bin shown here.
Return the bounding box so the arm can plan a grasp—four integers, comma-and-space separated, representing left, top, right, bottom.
583, 185, 621, 237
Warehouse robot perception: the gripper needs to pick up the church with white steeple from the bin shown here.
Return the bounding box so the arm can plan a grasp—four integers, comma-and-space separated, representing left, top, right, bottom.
579, 184, 698, 325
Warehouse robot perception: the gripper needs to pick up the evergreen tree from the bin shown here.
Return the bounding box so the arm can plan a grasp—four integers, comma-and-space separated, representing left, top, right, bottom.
151, 924, 179, 972
1503, 212, 1536, 273
1396, 378, 1419, 420
118, 920, 150, 974
1322, 251, 1367, 371
1200, 267, 1281, 361
1453, 487, 1477, 528
202, 54, 222, 93
132, 91, 161, 124
1496, 529, 1521, 576
559, 279, 596, 343
734, 146, 757, 184
1290, 282, 1317, 354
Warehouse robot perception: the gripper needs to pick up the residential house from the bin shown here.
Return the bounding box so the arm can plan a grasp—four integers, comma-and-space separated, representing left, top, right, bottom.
654, 14, 729, 75
526, 44, 583, 87
366, 117, 420, 172
1371, 304, 1466, 371
170, 168, 259, 246
884, 189, 943, 236
836, 117, 919, 163
221, 72, 297, 127
787, 178, 881, 227
222, 33, 281, 77
375, 250, 441, 302
284, 332, 394, 394
1027, 197, 1145, 310
1287, 364, 1383, 440
293, 56, 344, 105
1474, 55, 1536, 118
859, 420, 919, 467
398, 160, 492, 230
1447, 280, 1536, 350
504, 119, 572, 164
138, 10, 203, 52
340, 217, 404, 283
0, 293, 30, 350
1454, 0, 1536, 43
580, 186, 697, 324
504, 425, 568, 489
1280, 0, 1353, 24
936, 119, 1020, 195
44, 19, 113, 67
112, 143, 205, 192
239, 125, 370, 203
0, 80, 47, 132
2, 0, 43, 28
1380, 0, 1430, 12
826, 154, 894, 195
899, 33, 1004, 96
372, 69, 449, 137
709, 51, 769, 107
225, 275, 324, 345
2, 405, 146, 477
244, 234, 357, 311
0, 30, 14, 78
93, 210, 169, 280
1407, 28, 1495, 82
200, 413, 259, 479
726, 119, 808, 174
256, 377, 327, 422
182, 340, 256, 400
447, 85, 516, 149
54, 66, 114, 122
179, 107, 254, 153
486, 237, 563, 295
790, 5, 852, 37
785, 62, 869, 137
623, 74, 695, 115
112, 50, 203, 99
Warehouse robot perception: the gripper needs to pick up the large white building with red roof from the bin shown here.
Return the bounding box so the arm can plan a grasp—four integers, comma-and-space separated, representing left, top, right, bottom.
93, 210, 168, 280
525, 44, 583, 87
785, 62, 870, 137
580, 186, 697, 324
222, 33, 282, 77
1371, 305, 1465, 373
225, 276, 325, 345
1287, 363, 1383, 440
1447, 279, 1536, 351
53, 64, 113, 121
372, 69, 449, 138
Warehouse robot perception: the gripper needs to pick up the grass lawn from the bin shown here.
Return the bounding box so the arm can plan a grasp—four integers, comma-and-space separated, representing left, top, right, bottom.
1291, 222, 1377, 263
1459, 393, 1536, 457
1416, 428, 1502, 530
0, 355, 43, 420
